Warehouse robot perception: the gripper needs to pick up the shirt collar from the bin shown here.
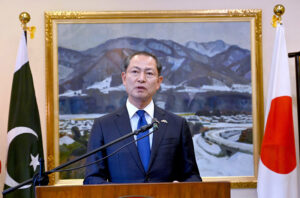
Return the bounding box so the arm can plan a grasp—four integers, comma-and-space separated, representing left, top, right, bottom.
126, 99, 154, 119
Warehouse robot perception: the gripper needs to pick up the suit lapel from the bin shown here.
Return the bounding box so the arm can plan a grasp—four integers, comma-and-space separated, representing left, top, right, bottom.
114, 106, 145, 173
148, 106, 168, 171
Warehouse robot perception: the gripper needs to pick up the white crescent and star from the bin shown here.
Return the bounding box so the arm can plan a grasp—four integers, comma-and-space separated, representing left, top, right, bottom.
30, 154, 40, 172
5, 126, 39, 189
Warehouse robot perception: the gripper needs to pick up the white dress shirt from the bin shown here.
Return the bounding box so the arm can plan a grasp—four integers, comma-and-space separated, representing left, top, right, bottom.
126, 99, 154, 148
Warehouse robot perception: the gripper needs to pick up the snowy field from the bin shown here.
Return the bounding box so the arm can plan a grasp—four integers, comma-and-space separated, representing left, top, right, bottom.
192, 115, 253, 177
59, 114, 253, 178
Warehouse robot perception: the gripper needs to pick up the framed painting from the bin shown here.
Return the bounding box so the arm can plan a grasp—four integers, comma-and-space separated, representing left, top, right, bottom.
45, 9, 263, 188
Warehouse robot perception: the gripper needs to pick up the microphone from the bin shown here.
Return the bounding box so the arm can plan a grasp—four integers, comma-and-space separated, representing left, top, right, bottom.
134, 118, 160, 135
152, 118, 160, 131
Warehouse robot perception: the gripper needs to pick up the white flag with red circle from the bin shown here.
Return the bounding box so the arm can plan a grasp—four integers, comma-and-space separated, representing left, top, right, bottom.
257, 24, 298, 198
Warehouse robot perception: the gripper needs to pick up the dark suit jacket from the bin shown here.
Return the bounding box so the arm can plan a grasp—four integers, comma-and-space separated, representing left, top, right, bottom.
83, 105, 201, 184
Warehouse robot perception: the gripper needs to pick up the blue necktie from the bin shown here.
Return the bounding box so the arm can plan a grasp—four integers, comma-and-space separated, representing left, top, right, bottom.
136, 110, 151, 171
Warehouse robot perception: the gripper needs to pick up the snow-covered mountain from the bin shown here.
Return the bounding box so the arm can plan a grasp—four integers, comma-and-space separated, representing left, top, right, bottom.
186, 40, 230, 57
58, 37, 252, 115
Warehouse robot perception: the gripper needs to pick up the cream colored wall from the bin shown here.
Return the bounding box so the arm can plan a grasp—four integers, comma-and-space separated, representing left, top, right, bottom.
1, 0, 300, 198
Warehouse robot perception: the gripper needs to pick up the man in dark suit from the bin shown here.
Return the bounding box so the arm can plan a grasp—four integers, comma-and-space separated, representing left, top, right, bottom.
83, 51, 201, 184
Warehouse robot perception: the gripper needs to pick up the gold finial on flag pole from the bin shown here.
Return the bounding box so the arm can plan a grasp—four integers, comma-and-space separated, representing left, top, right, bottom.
19, 12, 30, 30
19, 12, 36, 39
272, 4, 285, 28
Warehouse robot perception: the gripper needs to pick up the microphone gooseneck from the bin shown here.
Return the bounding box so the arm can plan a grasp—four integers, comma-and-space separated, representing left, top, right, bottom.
134, 118, 160, 135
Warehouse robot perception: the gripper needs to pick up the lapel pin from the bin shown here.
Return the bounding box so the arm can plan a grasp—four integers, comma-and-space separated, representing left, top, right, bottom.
161, 120, 168, 124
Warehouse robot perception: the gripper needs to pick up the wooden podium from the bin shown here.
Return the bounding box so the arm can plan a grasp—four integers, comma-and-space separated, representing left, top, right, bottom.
36, 182, 230, 198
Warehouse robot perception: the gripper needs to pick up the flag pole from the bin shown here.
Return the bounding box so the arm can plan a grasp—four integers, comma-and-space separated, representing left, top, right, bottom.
19, 12, 31, 31
271, 4, 284, 28
19, 12, 36, 39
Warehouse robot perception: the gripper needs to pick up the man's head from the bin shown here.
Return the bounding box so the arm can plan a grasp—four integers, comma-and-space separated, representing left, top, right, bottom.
122, 51, 163, 109
123, 51, 162, 76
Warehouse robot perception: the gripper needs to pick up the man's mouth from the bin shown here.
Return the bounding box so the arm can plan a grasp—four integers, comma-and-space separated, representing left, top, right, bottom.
136, 86, 146, 90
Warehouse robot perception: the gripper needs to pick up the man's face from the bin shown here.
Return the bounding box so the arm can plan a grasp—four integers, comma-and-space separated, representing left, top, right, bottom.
122, 54, 163, 107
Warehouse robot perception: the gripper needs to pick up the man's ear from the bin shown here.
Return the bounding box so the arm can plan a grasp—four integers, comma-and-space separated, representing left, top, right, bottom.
121, 72, 126, 85
157, 76, 163, 89
158, 76, 163, 83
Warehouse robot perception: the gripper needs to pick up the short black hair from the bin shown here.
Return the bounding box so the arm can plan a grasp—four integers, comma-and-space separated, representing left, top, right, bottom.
123, 51, 162, 76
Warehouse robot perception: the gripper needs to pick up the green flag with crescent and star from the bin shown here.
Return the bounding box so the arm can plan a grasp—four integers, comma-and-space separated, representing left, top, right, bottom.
3, 31, 44, 198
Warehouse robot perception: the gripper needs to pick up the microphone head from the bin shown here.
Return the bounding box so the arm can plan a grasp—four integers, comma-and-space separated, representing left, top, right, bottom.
152, 118, 160, 130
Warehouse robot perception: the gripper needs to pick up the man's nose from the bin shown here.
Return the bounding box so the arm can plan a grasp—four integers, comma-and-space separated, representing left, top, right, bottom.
137, 72, 146, 82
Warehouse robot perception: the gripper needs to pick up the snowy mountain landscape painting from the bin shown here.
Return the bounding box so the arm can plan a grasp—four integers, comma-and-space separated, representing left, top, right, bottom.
56, 21, 258, 181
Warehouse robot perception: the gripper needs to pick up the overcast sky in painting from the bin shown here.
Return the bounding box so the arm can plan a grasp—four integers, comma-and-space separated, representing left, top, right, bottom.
58, 22, 250, 51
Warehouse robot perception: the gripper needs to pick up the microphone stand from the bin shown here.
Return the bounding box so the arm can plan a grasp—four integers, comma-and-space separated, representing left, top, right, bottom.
2, 120, 159, 196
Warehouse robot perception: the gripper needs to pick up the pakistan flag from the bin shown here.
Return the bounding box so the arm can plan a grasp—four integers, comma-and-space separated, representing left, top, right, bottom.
3, 32, 44, 198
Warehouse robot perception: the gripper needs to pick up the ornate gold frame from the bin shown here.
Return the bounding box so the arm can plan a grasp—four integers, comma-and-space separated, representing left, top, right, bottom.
45, 9, 263, 188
